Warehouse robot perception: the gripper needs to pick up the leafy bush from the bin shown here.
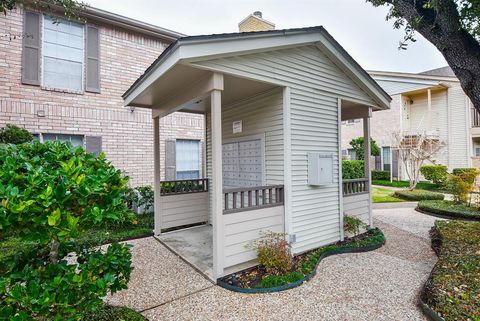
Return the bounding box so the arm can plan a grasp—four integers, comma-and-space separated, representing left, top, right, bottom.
445, 169, 479, 204
371, 170, 390, 180
124, 185, 154, 213
394, 189, 445, 201
452, 167, 478, 180
342, 160, 365, 179
82, 305, 146, 321
0, 124, 33, 144
344, 215, 367, 236
349, 136, 380, 160
248, 231, 292, 275
424, 221, 480, 321
0, 141, 134, 320
418, 200, 480, 220
420, 165, 448, 185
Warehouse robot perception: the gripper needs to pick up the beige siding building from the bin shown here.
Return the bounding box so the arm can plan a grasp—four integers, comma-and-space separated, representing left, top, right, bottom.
342, 67, 473, 180
0, 5, 204, 186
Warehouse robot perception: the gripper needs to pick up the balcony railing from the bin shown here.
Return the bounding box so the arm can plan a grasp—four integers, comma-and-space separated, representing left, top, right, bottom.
160, 178, 208, 196
472, 108, 480, 127
343, 178, 369, 196
223, 185, 284, 214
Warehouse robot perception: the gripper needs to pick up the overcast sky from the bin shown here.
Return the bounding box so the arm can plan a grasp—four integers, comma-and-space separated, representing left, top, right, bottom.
88, 0, 447, 73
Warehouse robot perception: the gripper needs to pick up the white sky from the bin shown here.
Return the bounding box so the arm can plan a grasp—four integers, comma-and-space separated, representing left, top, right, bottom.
87, 0, 447, 73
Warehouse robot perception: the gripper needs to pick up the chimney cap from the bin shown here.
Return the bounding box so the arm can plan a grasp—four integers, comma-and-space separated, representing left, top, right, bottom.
253, 11, 262, 18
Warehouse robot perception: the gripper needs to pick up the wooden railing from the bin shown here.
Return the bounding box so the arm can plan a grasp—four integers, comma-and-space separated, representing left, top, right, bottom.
223, 185, 284, 214
343, 178, 369, 196
472, 108, 480, 127
160, 178, 208, 196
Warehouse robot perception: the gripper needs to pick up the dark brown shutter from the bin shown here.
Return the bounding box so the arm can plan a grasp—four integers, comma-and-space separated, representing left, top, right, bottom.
375, 156, 382, 170
392, 149, 399, 179
165, 140, 176, 180
85, 25, 100, 93
22, 11, 41, 86
85, 136, 102, 156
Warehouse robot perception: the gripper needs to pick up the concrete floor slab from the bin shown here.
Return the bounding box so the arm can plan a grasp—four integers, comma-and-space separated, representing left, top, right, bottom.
157, 225, 213, 280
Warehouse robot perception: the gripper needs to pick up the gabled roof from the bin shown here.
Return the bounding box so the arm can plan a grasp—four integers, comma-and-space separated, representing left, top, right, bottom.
123, 26, 391, 109
419, 66, 455, 77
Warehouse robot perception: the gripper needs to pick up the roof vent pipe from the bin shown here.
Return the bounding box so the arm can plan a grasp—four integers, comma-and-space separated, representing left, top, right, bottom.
253, 11, 262, 18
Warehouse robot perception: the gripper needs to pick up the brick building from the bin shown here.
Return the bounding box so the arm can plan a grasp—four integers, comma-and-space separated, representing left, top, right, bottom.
0, 5, 205, 186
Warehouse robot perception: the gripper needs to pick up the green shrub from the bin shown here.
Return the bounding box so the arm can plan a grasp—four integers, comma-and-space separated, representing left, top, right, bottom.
0, 124, 33, 144
344, 215, 367, 236
452, 167, 478, 178
445, 169, 479, 203
418, 200, 480, 220
394, 189, 445, 201
124, 185, 154, 213
82, 305, 146, 321
257, 271, 304, 288
248, 231, 292, 275
424, 221, 480, 321
342, 160, 365, 179
0, 141, 134, 320
371, 170, 390, 180
420, 165, 448, 185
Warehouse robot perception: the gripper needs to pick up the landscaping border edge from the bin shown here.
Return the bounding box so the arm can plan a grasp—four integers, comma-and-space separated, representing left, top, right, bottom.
216, 236, 385, 294
415, 207, 480, 222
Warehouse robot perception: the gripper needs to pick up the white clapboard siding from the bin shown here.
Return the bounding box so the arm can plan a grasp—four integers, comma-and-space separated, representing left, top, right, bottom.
223, 206, 284, 268
195, 45, 375, 254
374, 79, 437, 96
160, 192, 208, 229
447, 82, 469, 169
343, 193, 370, 224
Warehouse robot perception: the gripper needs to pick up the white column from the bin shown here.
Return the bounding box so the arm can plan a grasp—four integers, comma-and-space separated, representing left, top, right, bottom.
153, 116, 162, 235
427, 88, 432, 132
211, 89, 224, 279
363, 108, 373, 227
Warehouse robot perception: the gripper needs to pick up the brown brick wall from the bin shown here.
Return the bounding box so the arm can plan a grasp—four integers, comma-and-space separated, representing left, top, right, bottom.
0, 6, 204, 186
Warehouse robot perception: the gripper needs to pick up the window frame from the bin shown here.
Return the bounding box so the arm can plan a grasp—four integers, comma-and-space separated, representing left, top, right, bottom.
382, 146, 391, 171
41, 133, 85, 148
175, 139, 201, 180
40, 14, 86, 93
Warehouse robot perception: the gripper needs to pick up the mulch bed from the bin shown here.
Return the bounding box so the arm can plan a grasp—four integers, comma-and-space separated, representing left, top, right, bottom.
219, 231, 377, 290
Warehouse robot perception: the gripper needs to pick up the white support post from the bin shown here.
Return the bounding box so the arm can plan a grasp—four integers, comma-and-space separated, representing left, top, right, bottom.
211, 88, 224, 280
153, 116, 162, 235
283, 87, 293, 238
427, 88, 432, 132
363, 109, 373, 227
337, 99, 344, 241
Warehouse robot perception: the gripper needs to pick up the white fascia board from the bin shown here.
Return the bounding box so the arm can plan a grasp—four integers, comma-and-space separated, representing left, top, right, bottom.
314, 35, 391, 110
373, 75, 441, 86
123, 45, 181, 106
369, 70, 459, 82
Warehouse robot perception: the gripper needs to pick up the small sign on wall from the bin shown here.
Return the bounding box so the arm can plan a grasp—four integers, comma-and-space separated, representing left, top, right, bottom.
233, 120, 242, 134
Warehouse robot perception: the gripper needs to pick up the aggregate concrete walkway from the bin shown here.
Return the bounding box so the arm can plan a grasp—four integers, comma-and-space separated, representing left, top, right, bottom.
107, 207, 440, 321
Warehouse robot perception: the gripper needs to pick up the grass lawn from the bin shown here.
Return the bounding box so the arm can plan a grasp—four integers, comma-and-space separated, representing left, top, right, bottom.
372, 187, 404, 203
418, 200, 480, 220
425, 220, 480, 321
372, 179, 442, 191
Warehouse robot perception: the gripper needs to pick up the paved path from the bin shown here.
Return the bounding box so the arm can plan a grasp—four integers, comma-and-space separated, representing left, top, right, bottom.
107, 207, 439, 321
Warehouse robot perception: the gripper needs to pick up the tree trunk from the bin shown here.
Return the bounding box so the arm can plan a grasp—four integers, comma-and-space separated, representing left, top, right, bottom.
387, 0, 480, 111
49, 239, 60, 264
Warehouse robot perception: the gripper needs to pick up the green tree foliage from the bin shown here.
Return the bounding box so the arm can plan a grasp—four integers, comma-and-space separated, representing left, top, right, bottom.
366, 0, 480, 112
0, 141, 134, 320
0, 124, 33, 144
1, 0, 85, 19
349, 137, 380, 160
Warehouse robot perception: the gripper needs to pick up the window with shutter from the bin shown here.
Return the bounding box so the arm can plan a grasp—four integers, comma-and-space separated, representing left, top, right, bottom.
22, 11, 41, 85
85, 136, 102, 156
43, 133, 84, 147
42, 15, 84, 91
175, 140, 200, 180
